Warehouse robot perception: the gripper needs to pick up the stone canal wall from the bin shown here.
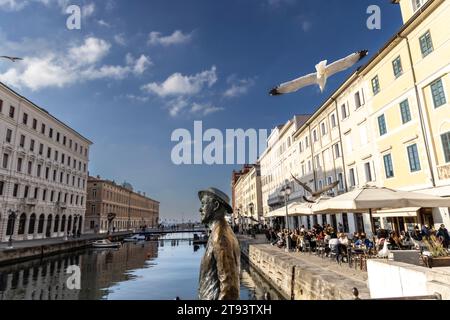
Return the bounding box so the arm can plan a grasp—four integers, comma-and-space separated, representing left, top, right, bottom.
239, 237, 370, 300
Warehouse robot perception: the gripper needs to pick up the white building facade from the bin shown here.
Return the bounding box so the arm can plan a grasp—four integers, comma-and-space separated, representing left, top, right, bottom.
0, 83, 92, 243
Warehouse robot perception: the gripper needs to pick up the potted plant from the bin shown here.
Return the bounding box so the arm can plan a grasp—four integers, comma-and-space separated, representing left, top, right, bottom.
421, 235, 450, 268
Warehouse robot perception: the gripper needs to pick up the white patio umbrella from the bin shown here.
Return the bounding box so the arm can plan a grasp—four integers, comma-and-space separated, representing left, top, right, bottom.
313, 185, 450, 233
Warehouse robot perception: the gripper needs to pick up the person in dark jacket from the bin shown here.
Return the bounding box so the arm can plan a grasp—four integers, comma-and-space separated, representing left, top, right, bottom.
437, 224, 450, 248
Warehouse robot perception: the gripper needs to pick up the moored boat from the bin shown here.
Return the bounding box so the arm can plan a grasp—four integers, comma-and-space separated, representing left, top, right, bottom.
123, 234, 147, 242
92, 239, 122, 248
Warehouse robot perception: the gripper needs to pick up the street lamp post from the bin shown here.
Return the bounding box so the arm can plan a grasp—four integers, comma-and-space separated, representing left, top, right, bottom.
279, 182, 292, 252
7, 210, 17, 249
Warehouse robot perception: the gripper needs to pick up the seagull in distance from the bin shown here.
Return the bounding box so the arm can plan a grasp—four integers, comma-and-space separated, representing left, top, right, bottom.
0, 56, 23, 62
270, 50, 368, 96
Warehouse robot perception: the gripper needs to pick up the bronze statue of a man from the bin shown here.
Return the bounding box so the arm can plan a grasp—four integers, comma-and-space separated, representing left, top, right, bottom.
198, 187, 240, 300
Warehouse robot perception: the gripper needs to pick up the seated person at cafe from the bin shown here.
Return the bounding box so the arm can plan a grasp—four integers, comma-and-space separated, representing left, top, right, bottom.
354, 233, 373, 248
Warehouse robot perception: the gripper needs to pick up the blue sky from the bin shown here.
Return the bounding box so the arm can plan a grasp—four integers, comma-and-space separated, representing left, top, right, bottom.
0, 0, 402, 222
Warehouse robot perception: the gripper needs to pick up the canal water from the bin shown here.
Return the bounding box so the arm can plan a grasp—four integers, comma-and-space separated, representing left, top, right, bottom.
0, 233, 283, 300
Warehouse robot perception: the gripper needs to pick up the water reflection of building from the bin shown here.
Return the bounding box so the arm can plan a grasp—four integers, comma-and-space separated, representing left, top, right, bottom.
0, 242, 158, 300
79, 242, 158, 299
0, 254, 82, 300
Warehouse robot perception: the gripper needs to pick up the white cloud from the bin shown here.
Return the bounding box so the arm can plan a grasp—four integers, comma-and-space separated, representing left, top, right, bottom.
114, 34, 126, 46
167, 97, 190, 117
126, 53, 152, 75
0, 0, 28, 11
141, 66, 217, 97
148, 30, 192, 46
82, 2, 95, 17
98, 20, 110, 27
68, 37, 111, 66
0, 36, 152, 91
125, 94, 149, 103
190, 102, 224, 116
224, 77, 255, 98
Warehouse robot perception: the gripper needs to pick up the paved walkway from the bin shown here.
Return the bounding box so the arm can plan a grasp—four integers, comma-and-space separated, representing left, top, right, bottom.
0, 231, 131, 250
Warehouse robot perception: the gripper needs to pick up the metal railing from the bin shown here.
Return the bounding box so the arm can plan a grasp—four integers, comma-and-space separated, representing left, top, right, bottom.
352, 287, 442, 300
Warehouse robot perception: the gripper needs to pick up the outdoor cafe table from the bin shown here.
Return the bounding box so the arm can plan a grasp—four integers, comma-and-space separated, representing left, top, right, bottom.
348, 245, 370, 270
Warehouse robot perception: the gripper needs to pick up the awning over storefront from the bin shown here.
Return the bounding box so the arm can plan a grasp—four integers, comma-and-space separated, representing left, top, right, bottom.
288, 202, 314, 216
266, 201, 315, 218
373, 207, 421, 218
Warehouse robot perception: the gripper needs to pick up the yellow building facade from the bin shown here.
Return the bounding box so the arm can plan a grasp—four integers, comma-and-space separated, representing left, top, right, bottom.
258, 0, 450, 236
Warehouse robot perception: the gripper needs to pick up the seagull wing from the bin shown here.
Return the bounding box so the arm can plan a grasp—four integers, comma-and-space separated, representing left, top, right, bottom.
270, 72, 317, 95
291, 173, 313, 194
0, 56, 23, 62
325, 50, 368, 77
314, 181, 339, 197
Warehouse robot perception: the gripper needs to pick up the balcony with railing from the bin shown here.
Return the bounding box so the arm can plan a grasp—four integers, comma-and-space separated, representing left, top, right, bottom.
20, 198, 38, 207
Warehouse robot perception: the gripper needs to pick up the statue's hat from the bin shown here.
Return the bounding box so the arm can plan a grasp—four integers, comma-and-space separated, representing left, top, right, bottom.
198, 187, 233, 214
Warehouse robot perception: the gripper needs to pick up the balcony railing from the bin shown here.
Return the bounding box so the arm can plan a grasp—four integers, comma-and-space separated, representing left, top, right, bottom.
20, 198, 38, 207
55, 201, 67, 209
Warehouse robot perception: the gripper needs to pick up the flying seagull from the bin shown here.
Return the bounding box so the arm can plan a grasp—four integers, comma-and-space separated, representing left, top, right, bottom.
291, 173, 339, 203
270, 50, 368, 95
0, 56, 23, 62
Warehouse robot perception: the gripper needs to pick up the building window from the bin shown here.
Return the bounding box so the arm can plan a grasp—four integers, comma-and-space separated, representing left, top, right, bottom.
49, 128, 53, 138
17, 158, 23, 172
299, 142, 303, 153
0, 99, 2, 112
440, 132, 450, 163
47, 147, 51, 159
364, 162, 373, 182
13, 183, 19, 197
0, 181, 4, 195
420, 31, 433, 57
331, 114, 337, 128
334, 143, 341, 158
39, 143, 43, 155
338, 173, 344, 190
378, 114, 387, 136
32, 118, 37, 130
321, 122, 327, 136
412, 0, 427, 12
20, 135, 25, 148
355, 92, 362, 109
383, 154, 394, 178
342, 213, 349, 233
392, 56, 403, 78
305, 136, 309, 148
9, 106, 15, 118
6, 129, 12, 143
407, 144, 421, 172
37, 164, 41, 177
30, 139, 35, 152
400, 99, 412, 124
372, 76, 380, 95
41, 123, 46, 135
28, 161, 32, 175
22, 113, 28, 125
313, 129, 318, 142
315, 155, 320, 168
431, 78, 446, 108
2, 153, 9, 169
341, 103, 348, 119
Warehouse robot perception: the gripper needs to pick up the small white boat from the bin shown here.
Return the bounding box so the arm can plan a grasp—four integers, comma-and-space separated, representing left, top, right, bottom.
123, 234, 147, 242
92, 239, 121, 248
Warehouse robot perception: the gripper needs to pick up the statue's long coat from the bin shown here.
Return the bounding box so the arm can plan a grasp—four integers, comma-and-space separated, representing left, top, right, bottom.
198, 219, 240, 300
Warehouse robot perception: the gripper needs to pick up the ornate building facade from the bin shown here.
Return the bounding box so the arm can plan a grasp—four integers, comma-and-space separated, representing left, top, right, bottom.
0, 82, 92, 242
85, 176, 159, 233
